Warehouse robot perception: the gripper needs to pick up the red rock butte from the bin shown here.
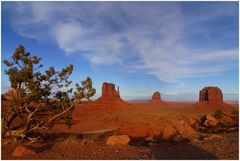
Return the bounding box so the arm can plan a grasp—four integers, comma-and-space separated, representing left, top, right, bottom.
91, 82, 128, 107
196, 86, 233, 110
150, 91, 168, 106
199, 86, 223, 103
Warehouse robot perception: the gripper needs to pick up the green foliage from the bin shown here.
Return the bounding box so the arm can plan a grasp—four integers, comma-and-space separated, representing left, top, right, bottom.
214, 109, 223, 119
74, 77, 96, 102
2, 45, 95, 143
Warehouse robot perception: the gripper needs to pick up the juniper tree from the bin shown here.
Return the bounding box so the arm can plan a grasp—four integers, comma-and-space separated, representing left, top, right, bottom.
74, 77, 96, 102
2, 45, 95, 143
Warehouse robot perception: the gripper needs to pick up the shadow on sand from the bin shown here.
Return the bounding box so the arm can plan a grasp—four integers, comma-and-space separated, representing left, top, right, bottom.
151, 142, 218, 160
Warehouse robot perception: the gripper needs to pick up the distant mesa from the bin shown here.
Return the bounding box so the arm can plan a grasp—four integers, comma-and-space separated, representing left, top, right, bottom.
150, 91, 168, 106
152, 92, 161, 100
196, 86, 233, 110
91, 82, 128, 107
199, 86, 223, 103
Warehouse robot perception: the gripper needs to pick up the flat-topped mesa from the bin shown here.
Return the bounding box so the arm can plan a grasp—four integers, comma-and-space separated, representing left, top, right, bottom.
199, 86, 223, 103
102, 82, 120, 97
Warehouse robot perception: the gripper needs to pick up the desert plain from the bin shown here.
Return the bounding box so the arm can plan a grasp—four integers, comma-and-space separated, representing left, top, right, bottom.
1, 83, 239, 160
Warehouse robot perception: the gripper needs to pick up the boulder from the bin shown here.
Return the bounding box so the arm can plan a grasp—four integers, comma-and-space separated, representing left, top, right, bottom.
199, 86, 223, 103
162, 125, 177, 141
172, 120, 198, 140
106, 135, 130, 145
162, 120, 198, 141
204, 119, 218, 127
12, 145, 36, 157
203, 114, 218, 127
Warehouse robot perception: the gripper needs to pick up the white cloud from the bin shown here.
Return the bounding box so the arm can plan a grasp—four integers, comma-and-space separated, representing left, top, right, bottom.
4, 2, 238, 82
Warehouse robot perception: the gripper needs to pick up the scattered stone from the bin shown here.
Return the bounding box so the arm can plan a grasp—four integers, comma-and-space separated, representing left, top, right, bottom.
207, 134, 223, 140
106, 135, 130, 145
12, 145, 36, 157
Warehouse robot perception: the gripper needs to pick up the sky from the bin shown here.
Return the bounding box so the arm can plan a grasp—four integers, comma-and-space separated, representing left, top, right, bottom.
1, 1, 239, 101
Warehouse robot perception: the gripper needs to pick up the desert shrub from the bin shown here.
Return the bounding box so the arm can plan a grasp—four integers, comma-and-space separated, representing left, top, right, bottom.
214, 109, 223, 119
2, 45, 96, 143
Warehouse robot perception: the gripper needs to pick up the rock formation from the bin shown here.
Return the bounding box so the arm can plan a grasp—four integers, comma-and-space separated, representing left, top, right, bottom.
199, 87, 223, 103
150, 91, 168, 106
92, 82, 128, 107
195, 86, 234, 110
152, 92, 161, 101
102, 82, 120, 97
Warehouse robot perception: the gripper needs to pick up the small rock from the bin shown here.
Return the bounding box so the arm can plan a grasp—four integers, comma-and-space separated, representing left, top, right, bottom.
227, 127, 238, 132
204, 116, 218, 127
207, 134, 223, 140
206, 114, 216, 121
106, 135, 130, 145
145, 136, 156, 142
189, 118, 197, 126
12, 145, 36, 157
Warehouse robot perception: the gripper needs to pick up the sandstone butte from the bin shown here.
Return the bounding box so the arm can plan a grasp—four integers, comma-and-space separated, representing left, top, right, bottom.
149, 91, 168, 106
91, 82, 128, 107
195, 86, 233, 110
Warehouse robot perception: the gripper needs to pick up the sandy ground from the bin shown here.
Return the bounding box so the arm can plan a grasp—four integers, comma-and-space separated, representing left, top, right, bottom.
1, 100, 239, 159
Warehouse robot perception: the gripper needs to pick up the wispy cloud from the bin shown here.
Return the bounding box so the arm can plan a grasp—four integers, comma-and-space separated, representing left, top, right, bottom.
4, 2, 238, 82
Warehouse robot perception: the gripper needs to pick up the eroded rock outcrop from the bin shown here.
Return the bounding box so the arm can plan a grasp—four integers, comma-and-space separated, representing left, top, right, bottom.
150, 91, 168, 106
92, 82, 128, 107
199, 87, 223, 103
102, 82, 120, 97
196, 86, 234, 110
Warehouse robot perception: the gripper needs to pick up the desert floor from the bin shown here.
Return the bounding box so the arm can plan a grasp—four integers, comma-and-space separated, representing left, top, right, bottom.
2, 101, 239, 159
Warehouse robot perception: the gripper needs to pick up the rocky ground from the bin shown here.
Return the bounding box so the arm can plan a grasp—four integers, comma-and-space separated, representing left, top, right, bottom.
2, 132, 238, 160
1, 101, 239, 160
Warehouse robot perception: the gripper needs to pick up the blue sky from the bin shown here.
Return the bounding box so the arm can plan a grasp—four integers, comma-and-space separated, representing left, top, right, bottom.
1, 1, 239, 101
